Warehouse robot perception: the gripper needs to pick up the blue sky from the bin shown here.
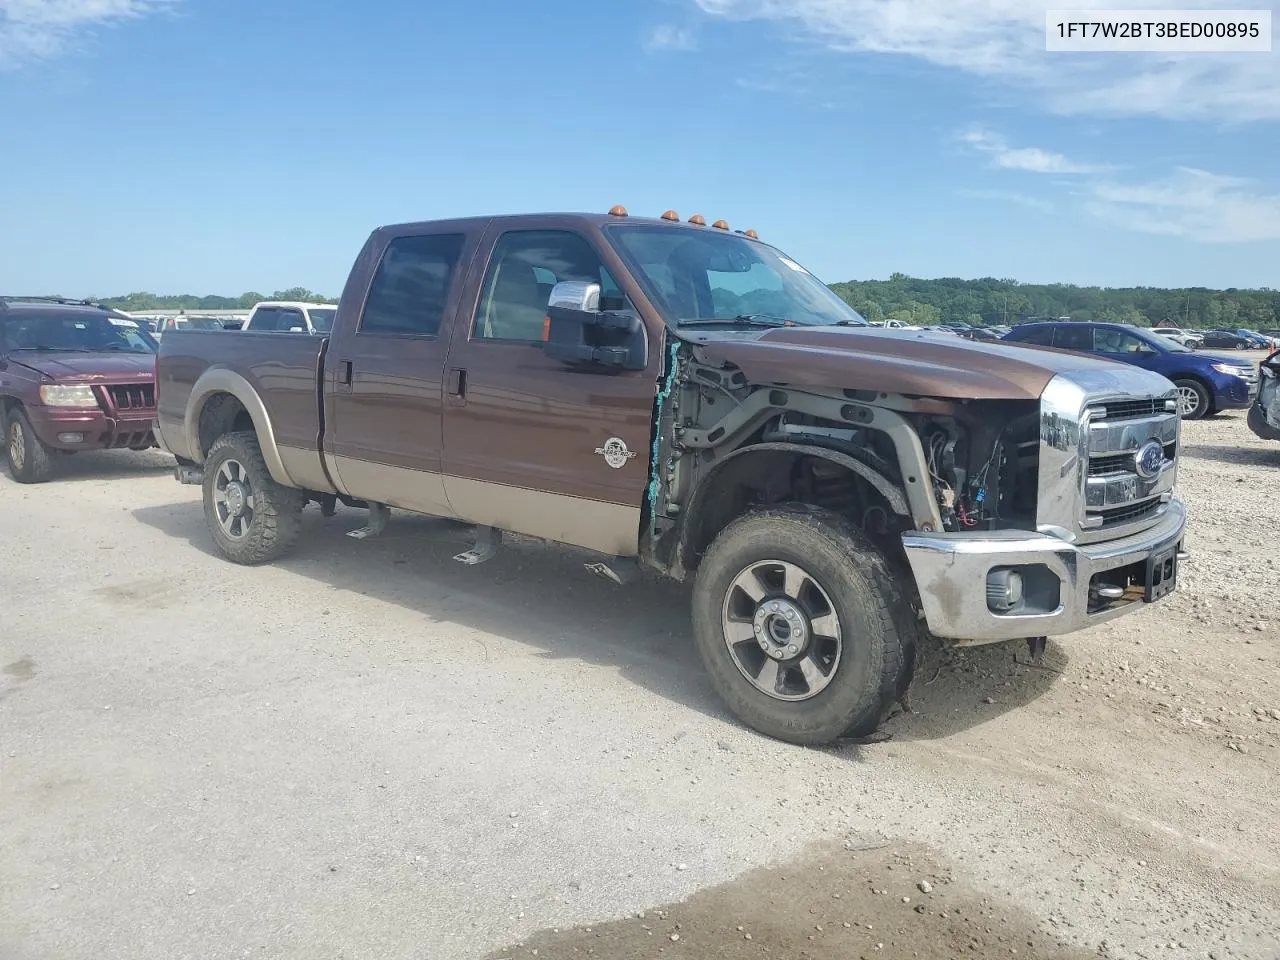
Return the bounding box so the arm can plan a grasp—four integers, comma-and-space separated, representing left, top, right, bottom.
0, 0, 1276, 297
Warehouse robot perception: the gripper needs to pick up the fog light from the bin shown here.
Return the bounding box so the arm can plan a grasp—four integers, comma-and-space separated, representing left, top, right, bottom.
986, 569, 1024, 612
57, 432, 84, 444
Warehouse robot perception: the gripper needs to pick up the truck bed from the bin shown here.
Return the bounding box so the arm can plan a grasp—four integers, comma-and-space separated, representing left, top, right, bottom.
155, 330, 329, 487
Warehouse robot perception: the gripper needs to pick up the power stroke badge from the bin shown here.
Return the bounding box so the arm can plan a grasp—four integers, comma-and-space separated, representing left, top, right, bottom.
594, 437, 636, 469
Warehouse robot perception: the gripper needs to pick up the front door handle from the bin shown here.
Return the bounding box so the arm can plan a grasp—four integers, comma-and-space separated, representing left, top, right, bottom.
446, 367, 467, 404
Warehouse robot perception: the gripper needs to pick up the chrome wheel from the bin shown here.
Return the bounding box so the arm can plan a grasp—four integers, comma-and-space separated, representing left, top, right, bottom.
1176, 385, 1202, 417
9, 421, 25, 470
212, 458, 255, 540
720, 559, 843, 702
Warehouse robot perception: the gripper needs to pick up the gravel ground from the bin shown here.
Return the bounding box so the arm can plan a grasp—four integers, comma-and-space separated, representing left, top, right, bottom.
2, 401, 1278, 960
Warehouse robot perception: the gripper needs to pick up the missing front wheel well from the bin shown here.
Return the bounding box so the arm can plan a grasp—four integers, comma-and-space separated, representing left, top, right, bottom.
675, 446, 911, 577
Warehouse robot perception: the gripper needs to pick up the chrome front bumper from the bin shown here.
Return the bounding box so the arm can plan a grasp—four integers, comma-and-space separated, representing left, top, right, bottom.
900, 497, 1187, 643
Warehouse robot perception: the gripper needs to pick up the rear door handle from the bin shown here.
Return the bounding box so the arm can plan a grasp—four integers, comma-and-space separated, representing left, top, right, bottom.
339, 359, 353, 385
446, 367, 467, 404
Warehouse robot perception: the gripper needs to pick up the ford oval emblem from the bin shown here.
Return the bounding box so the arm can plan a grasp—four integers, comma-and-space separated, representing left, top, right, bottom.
1133, 439, 1164, 480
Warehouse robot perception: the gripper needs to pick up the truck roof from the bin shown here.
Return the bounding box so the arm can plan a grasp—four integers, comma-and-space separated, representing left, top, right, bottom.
371, 209, 765, 241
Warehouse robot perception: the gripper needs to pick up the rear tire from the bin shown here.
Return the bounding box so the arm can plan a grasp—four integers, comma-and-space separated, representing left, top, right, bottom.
5, 409, 55, 483
1173, 379, 1210, 420
202, 432, 304, 564
691, 504, 915, 745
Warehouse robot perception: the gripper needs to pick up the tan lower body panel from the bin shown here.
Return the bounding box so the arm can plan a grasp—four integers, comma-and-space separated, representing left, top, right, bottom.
278, 445, 336, 494
319, 457, 638, 556
444, 475, 641, 557
328, 455, 456, 518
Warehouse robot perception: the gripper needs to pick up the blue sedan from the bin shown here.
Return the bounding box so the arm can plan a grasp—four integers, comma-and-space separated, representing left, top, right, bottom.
1001, 321, 1259, 419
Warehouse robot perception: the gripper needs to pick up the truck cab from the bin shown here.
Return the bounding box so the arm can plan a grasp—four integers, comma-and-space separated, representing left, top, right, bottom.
153, 208, 1189, 745
242, 301, 336, 335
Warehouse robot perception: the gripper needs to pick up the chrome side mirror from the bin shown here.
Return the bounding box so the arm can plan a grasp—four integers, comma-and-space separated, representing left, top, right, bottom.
548, 280, 600, 313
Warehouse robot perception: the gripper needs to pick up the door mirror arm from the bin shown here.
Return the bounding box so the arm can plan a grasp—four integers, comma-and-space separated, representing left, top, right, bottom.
543, 281, 647, 372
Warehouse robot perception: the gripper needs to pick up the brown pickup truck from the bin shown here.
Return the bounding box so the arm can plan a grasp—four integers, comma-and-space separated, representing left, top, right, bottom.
2, 297, 159, 483
154, 208, 1188, 744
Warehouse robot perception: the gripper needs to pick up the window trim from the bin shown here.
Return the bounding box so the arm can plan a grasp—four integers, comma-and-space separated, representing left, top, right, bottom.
468, 227, 632, 347
355, 231, 469, 341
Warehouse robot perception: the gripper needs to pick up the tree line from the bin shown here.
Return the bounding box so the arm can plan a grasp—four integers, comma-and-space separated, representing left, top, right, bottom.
86, 288, 337, 311
828, 274, 1279, 329
60, 274, 1280, 329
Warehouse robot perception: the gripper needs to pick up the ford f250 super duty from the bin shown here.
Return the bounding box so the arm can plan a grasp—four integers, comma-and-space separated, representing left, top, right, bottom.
153, 207, 1189, 745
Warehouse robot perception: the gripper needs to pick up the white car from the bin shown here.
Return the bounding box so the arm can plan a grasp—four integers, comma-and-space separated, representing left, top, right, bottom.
1151, 327, 1204, 349
242, 300, 337, 335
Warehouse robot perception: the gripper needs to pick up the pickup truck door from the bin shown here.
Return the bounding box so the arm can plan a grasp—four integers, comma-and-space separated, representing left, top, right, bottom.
439, 220, 659, 557
322, 224, 482, 516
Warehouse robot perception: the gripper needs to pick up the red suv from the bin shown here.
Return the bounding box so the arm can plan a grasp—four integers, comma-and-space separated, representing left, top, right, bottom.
0, 297, 160, 483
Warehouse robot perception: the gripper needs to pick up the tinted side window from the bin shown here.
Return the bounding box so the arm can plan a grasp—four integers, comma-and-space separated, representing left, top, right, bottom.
1011, 325, 1053, 346
278, 308, 306, 332
251, 308, 281, 332
474, 230, 628, 342
1053, 326, 1093, 351
360, 233, 466, 337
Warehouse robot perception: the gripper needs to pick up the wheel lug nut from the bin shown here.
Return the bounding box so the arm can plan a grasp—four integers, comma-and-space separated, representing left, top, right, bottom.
788, 644, 797, 654
770, 602, 779, 611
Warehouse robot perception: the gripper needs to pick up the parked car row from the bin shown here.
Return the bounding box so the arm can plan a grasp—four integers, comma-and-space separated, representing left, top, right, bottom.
999, 320, 1259, 420
866, 321, 1273, 351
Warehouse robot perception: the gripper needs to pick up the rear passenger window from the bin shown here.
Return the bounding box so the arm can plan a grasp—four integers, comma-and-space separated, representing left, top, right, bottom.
1053, 326, 1093, 351
1011, 325, 1053, 346
360, 233, 466, 337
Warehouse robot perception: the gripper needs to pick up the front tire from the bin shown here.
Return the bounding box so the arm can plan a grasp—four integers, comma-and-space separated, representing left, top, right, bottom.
202, 432, 304, 564
1173, 379, 1210, 420
5, 409, 55, 483
691, 504, 915, 745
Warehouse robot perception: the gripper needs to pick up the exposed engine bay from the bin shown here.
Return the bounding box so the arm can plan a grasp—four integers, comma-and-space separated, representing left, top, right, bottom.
641, 340, 1042, 576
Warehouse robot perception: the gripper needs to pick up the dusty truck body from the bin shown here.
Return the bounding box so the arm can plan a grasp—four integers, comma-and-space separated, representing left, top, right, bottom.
153, 209, 1188, 744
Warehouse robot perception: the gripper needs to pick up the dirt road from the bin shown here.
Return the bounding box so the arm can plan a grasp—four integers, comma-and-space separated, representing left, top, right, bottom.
2, 408, 1277, 960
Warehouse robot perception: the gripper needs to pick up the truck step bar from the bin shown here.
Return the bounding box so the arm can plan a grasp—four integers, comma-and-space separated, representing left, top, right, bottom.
346, 501, 390, 540
453, 525, 501, 565
583, 556, 638, 586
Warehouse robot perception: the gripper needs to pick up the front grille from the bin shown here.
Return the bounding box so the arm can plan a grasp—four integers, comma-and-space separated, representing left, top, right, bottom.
105, 382, 155, 410
1080, 396, 1179, 538
1101, 398, 1163, 420
1096, 499, 1162, 528
1088, 442, 1177, 477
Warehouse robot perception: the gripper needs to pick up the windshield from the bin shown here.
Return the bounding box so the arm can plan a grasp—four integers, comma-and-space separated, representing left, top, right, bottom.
308, 308, 336, 333
4, 311, 158, 353
605, 225, 867, 328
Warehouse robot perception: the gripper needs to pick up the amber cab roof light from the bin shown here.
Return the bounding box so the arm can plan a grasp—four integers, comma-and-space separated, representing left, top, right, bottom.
712, 219, 729, 230
744, 228, 759, 239
688, 214, 706, 226
660, 209, 679, 221
608, 205, 628, 217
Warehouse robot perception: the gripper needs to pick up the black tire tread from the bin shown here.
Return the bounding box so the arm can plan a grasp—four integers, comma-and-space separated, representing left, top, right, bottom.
203, 431, 303, 564
5, 408, 55, 483
692, 502, 917, 745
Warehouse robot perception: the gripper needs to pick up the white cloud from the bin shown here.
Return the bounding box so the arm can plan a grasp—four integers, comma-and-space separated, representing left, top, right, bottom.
693, 0, 1280, 122
956, 188, 1054, 213
644, 23, 698, 52
0, 0, 176, 68
959, 128, 1109, 174
1081, 167, 1280, 243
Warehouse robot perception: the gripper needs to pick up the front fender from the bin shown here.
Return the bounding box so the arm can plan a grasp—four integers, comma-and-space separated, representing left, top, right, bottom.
185, 367, 295, 487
